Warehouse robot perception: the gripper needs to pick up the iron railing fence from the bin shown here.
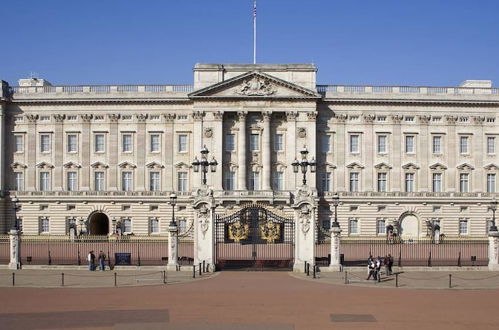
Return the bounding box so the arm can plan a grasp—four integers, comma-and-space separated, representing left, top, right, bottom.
315, 239, 489, 267
15, 235, 193, 267
0, 235, 9, 264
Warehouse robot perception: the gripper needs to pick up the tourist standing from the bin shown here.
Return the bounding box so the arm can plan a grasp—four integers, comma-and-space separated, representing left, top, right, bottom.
88, 251, 95, 271
98, 250, 106, 271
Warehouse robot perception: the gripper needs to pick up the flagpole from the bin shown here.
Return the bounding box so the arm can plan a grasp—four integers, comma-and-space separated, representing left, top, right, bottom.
253, 0, 257, 64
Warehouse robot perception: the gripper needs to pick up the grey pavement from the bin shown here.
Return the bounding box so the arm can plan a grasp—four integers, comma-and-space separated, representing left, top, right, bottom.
292, 269, 499, 289
0, 269, 216, 288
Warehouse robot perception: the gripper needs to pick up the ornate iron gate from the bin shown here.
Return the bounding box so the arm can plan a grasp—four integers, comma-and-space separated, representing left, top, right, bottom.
215, 205, 294, 270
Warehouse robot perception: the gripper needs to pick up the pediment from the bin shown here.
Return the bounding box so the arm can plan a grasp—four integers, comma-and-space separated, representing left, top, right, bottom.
319, 162, 336, 169
118, 161, 136, 169
374, 162, 392, 170
188, 71, 320, 99
11, 162, 27, 169
429, 162, 447, 170
174, 161, 190, 169
484, 163, 499, 171
36, 161, 54, 169
402, 162, 420, 170
63, 161, 81, 169
456, 163, 474, 171
346, 162, 364, 169
146, 161, 164, 169
91, 161, 108, 169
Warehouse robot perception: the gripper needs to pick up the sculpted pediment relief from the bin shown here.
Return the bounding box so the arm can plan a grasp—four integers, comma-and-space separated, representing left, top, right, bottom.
189, 71, 320, 99
429, 162, 447, 170
456, 163, 474, 171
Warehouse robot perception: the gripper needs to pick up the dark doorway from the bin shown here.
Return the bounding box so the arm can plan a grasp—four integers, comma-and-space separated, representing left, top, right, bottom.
89, 213, 109, 235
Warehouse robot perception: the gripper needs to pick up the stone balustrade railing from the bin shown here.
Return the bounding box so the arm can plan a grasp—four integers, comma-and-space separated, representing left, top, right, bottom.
10, 84, 194, 95
320, 191, 498, 198
316, 85, 499, 96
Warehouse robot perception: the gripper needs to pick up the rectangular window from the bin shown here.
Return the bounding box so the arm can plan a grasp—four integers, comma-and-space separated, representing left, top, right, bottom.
460, 173, 470, 192
94, 171, 105, 191
14, 172, 24, 191
149, 171, 160, 191
487, 174, 496, 193
177, 172, 188, 192
40, 134, 51, 152
178, 134, 187, 152
377, 219, 386, 235
250, 134, 259, 151
14, 135, 24, 152
150, 134, 160, 152
432, 173, 442, 193
274, 134, 284, 151
405, 173, 415, 192
40, 217, 50, 233
350, 135, 359, 153
224, 171, 236, 190
179, 219, 187, 233
67, 134, 77, 153
459, 219, 468, 235
432, 136, 442, 153
377, 173, 387, 192
122, 134, 132, 152
122, 218, 132, 233
95, 134, 105, 153
349, 219, 359, 235
121, 171, 133, 191
273, 171, 284, 190
349, 172, 359, 192
321, 172, 332, 192
249, 171, 260, 190
377, 135, 387, 153
459, 136, 469, 154
226, 134, 235, 152
150, 218, 159, 234
405, 135, 415, 153
39, 172, 50, 191
321, 135, 330, 153
67, 172, 77, 191
487, 137, 496, 154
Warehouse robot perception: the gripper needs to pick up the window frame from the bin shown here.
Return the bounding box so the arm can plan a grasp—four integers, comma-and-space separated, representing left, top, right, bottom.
122, 134, 133, 153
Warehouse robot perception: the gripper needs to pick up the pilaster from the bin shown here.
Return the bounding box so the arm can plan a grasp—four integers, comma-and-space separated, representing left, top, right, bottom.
286, 112, 298, 190
237, 111, 247, 190
136, 114, 147, 191
261, 111, 272, 190
80, 114, 92, 191
26, 114, 38, 190
293, 185, 317, 271
107, 114, 120, 190
193, 187, 216, 268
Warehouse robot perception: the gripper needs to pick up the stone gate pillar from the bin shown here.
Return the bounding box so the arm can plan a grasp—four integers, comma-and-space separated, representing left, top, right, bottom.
167, 222, 179, 271
9, 229, 21, 270
293, 186, 317, 272
193, 187, 216, 270
328, 225, 342, 271
488, 228, 499, 271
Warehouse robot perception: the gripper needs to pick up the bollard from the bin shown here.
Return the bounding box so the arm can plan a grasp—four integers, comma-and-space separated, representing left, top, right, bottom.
313, 265, 316, 279
193, 265, 196, 278
12, 272, 15, 287
395, 273, 399, 288
114, 272, 117, 287
61, 273, 65, 287
449, 274, 452, 289
306, 263, 310, 276
199, 263, 202, 276
344, 271, 348, 284
304, 261, 307, 273
163, 270, 167, 284
203, 260, 206, 273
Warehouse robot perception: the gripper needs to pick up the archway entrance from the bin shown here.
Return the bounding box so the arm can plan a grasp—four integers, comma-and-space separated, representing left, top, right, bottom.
400, 214, 419, 238
89, 212, 109, 235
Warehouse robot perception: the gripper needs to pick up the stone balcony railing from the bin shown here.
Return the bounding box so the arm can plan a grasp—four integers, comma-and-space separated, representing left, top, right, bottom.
320, 191, 499, 199
10, 84, 194, 95
316, 85, 499, 96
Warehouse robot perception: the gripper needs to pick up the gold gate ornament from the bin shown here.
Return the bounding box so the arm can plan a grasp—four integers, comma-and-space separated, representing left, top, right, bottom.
260, 221, 281, 243
228, 221, 249, 243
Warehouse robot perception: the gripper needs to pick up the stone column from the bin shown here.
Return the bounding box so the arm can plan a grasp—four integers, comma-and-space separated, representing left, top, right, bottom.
192, 111, 205, 190
237, 112, 247, 190
26, 115, 38, 190
209, 111, 223, 191
135, 114, 147, 191
80, 114, 92, 191
108, 114, 120, 190
488, 229, 499, 271
293, 186, 317, 272
261, 111, 272, 190
167, 222, 179, 271
328, 225, 342, 271
53, 114, 64, 190
193, 200, 215, 269
285, 112, 297, 190
164, 114, 175, 191
9, 229, 21, 270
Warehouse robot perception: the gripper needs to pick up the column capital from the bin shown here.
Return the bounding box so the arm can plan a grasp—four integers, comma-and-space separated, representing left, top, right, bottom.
80, 114, 93, 123
53, 114, 66, 123
237, 111, 248, 121
192, 111, 205, 121
261, 111, 272, 121
135, 113, 148, 122
286, 111, 298, 121
26, 114, 39, 123
212, 111, 223, 121
163, 113, 176, 122
107, 114, 120, 122
306, 111, 317, 121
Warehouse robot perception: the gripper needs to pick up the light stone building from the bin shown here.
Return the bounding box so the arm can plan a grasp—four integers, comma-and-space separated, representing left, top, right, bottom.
0, 63, 498, 239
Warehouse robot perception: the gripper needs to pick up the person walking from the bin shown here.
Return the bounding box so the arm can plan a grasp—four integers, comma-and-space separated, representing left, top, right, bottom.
366, 259, 375, 281
98, 250, 106, 271
375, 256, 382, 282
88, 250, 96, 271
387, 253, 394, 276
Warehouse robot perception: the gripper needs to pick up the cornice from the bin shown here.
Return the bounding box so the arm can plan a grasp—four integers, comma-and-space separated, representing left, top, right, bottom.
10, 98, 192, 106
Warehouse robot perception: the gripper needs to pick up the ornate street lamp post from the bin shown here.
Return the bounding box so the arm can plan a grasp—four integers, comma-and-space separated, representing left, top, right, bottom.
170, 193, 177, 226
292, 146, 316, 185
332, 193, 340, 228
192, 145, 218, 185
490, 198, 498, 232
11, 196, 19, 231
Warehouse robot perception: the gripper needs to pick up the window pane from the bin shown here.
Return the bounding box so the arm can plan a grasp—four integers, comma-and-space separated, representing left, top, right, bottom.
459, 220, 468, 235
41, 135, 50, 152
150, 134, 160, 152
226, 134, 235, 151
149, 172, 160, 191
405, 136, 414, 153
487, 174, 496, 193
225, 171, 235, 190
67, 135, 77, 152
349, 219, 358, 234
67, 172, 77, 191
322, 135, 330, 153
350, 135, 359, 153
432, 173, 442, 192
273, 171, 284, 190
460, 136, 468, 153
15, 135, 24, 152
487, 137, 495, 154
321, 172, 331, 192
14, 172, 24, 191
405, 173, 414, 192
122, 134, 132, 152
377, 220, 386, 234
377, 173, 387, 192
249, 171, 260, 190
150, 218, 159, 233
95, 172, 104, 191
178, 172, 187, 191
250, 134, 259, 151
349, 172, 359, 192
274, 134, 284, 151
432, 136, 441, 153
40, 172, 50, 191
377, 135, 386, 153
178, 135, 187, 152
122, 172, 132, 191
95, 134, 105, 152
459, 173, 469, 192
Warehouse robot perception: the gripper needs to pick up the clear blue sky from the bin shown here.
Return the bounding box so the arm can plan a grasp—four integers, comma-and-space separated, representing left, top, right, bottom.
2, 0, 499, 86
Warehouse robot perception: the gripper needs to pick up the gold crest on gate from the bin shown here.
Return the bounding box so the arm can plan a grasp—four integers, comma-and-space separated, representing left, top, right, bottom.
228, 221, 249, 243
260, 221, 281, 243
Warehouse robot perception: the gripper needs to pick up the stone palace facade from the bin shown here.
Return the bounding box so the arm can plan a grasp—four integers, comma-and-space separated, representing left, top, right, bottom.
0, 63, 498, 239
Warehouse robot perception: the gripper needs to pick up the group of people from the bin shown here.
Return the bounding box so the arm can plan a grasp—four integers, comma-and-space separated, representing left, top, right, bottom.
366, 254, 394, 282
87, 250, 107, 271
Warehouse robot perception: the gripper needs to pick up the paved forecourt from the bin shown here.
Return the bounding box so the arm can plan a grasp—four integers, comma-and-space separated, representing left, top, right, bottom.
2, 271, 499, 329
